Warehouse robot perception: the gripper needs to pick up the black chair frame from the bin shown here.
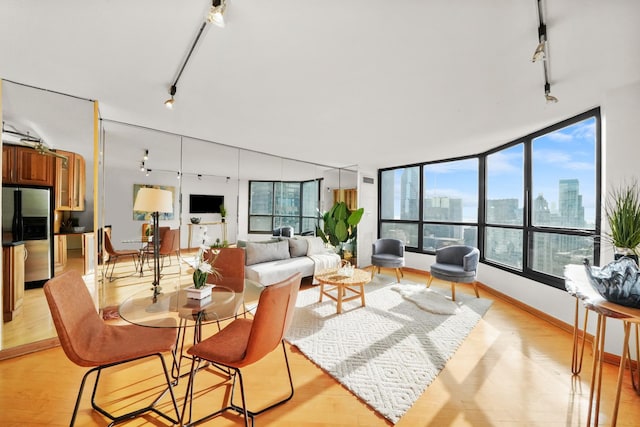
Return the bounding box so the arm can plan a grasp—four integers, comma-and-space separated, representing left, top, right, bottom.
182, 340, 294, 427
70, 352, 180, 426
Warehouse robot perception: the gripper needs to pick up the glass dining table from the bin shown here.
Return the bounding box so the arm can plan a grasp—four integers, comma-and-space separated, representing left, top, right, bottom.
121, 236, 157, 276
118, 279, 264, 381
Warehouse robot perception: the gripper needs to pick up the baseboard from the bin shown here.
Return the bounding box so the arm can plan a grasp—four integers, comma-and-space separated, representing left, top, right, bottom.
0, 337, 60, 361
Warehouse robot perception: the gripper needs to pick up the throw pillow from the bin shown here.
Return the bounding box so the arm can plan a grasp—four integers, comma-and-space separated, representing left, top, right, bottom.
245, 240, 291, 265
305, 237, 328, 256
288, 238, 308, 258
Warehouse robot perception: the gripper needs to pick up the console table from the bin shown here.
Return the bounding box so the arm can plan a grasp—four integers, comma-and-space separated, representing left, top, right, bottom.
187, 221, 227, 248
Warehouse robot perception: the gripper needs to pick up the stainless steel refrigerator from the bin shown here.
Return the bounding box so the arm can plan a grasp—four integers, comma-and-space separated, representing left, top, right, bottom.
2, 186, 53, 286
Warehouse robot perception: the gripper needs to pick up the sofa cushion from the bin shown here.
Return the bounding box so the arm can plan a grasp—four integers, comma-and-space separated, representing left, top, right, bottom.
288, 238, 308, 258
304, 236, 328, 256
245, 240, 290, 265
245, 257, 316, 286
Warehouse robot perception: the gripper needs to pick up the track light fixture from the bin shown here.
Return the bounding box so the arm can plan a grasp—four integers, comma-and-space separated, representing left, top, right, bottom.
143, 149, 149, 161
532, 24, 546, 62
163, 1, 227, 108
207, 0, 227, 28
164, 85, 176, 109
177, 172, 181, 180
544, 82, 558, 103
533, 0, 558, 103
146, 169, 151, 177
140, 162, 145, 172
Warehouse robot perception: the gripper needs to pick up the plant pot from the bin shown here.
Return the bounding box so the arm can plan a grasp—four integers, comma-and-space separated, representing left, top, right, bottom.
614, 247, 638, 265
186, 284, 213, 300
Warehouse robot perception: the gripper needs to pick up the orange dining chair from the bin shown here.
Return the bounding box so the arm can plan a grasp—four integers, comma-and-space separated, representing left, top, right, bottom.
172, 247, 247, 381
207, 247, 247, 313
158, 228, 181, 269
43, 270, 180, 426
141, 225, 170, 267
182, 272, 302, 427
103, 231, 140, 281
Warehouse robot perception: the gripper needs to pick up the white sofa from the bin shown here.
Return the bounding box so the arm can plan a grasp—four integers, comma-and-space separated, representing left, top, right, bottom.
241, 236, 340, 286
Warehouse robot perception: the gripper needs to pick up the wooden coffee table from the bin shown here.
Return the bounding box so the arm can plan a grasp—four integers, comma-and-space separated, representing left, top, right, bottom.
316, 268, 371, 314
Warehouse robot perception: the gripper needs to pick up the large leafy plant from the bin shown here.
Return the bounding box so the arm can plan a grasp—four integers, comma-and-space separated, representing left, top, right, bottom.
604, 180, 640, 256
316, 201, 364, 247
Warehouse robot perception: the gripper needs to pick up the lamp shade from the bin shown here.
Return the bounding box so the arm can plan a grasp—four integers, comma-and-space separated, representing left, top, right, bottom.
134, 188, 173, 213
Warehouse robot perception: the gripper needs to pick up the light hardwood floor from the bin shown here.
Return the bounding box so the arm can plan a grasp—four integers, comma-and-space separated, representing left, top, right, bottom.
1, 268, 640, 426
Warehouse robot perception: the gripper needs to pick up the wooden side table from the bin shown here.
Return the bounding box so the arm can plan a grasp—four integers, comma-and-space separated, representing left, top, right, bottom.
316, 268, 371, 314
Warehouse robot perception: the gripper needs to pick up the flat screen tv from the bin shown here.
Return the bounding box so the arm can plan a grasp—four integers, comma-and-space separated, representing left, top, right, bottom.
189, 194, 224, 214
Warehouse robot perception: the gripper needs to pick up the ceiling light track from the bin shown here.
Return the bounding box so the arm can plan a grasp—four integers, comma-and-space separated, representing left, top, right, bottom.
164, 0, 227, 109
532, 0, 557, 103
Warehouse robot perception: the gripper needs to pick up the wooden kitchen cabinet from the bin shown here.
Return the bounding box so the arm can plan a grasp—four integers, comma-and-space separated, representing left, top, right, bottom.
3, 243, 25, 322
2, 145, 55, 186
2, 145, 14, 183
54, 234, 68, 274
55, 150, 85, 211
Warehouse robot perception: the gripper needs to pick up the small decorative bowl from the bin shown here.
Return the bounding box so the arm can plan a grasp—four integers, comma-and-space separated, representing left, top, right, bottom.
584, 258, 640, 308
190, 217, 201, 224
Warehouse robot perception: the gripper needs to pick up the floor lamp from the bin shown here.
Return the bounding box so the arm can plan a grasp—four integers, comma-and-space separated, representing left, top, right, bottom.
133, 188, 173, 296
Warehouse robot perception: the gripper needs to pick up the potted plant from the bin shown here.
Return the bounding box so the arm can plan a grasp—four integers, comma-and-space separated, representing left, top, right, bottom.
219, 204, 227, 222
604, 180, 640, 263
316, 201, 364, 258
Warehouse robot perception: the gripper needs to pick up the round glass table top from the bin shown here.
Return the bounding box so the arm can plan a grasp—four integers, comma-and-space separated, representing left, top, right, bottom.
118, 285, 240, 328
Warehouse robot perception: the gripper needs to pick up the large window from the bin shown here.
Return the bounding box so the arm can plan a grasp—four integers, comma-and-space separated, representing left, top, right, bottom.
379, 167, 420, 247
378, 108, 600, 288
249, 180, 320, 234
423, 159, 478, 251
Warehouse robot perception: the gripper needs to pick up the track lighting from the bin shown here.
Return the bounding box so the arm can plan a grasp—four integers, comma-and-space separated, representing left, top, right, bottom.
198, 174, 202, 180
163, 1, 228, 107
544, 83, 558, 103
143, 149, 149, 161
207, 0, 226, 28
533, 0, 558, 103
146, 169, 151, 177
177, 172, 181, 180
164, 86, 176, 109
532, 24, 546, 62
140, 162, 145, 172
532, 40, 545, 62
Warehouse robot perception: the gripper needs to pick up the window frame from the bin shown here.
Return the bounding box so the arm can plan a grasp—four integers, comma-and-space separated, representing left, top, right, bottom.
248, 179, 322, 234
377, 107, 601, 289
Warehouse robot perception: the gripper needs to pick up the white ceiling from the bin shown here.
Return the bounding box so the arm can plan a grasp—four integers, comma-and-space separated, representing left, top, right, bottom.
1, 0, 639, 171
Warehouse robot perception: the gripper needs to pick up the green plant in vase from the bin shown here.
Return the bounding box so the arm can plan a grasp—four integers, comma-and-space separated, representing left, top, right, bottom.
316, 201, 364, 257
192, 246, 222, 288
604, 179, 640, 261
192, 228, 221, 288
219, 204, 227, 222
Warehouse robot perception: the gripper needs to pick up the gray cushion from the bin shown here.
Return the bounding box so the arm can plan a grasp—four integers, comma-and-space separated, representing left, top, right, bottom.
371, 254, 405, 268
430, 263, 476, 283
288, 238, 308, 258
245, 240, 291, 265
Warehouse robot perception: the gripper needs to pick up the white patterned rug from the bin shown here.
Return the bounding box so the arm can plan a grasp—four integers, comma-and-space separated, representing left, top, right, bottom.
285, 275, 493, 424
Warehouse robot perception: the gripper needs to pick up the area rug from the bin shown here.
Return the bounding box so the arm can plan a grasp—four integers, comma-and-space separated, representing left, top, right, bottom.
285, 275, 493, 424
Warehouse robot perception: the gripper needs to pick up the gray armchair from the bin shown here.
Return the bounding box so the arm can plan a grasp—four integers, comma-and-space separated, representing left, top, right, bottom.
428, 245, 480, 301
273, 226, 294, 238
371, 238, 405, 283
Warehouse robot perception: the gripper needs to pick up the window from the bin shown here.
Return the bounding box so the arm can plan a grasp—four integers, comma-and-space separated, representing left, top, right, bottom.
528, 115, 599, 278
423, 159, 478, 251
485, 144, 524, 268
249, 180, 320, 234
379, 167, 420, 247
378, 108, 600, 289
